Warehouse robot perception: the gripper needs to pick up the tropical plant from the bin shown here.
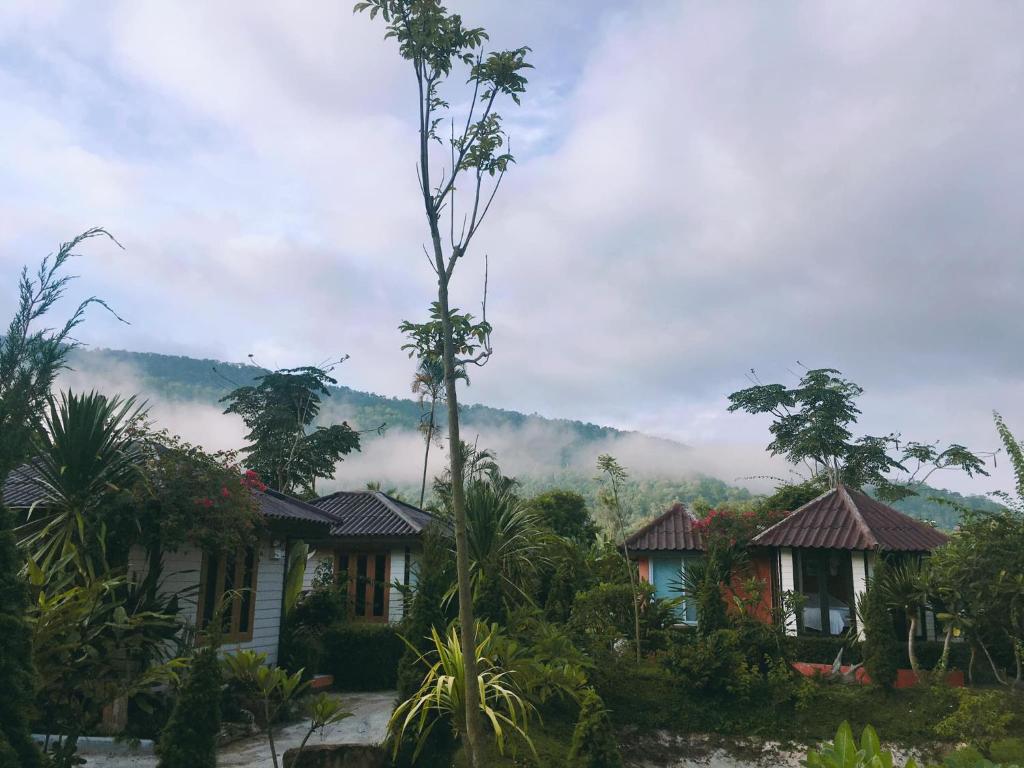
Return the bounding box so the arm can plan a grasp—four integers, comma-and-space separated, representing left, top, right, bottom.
728, 367, 987, 500
0, 501, 40, 768
0, 229, 119, 768
934, 689, 1014, 757
858, 560, 900, 689
18, 390, 147, 580
29, 567, 184, 764
397, 524, 457, 700
389, 623, 536, 763
567, 688, 622, 768
0, 228, 122, 482
127, 434, 264, 563
222, 650, 310, 768
291, 693, 353, 766
411, 356, 447, 508
876, 559, 930, 674
805, 722, 918, 768
284, 540, 311, 617
460, 474, 548, 622
596, 455, 643, 662
527, 489, 599, 547
221, 364, 361, 495
157, 645, 222, 768
929, 505, 1024, 686
355, 2, 532, 761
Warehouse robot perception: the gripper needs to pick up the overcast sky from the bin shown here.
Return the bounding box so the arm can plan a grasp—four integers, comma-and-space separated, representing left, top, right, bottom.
2, 1, 1022, 495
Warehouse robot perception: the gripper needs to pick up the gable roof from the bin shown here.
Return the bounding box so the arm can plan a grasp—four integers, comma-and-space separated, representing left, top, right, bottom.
2, 462, 335, 528
625, 502, 705, 552
751, 484, 948, 552
310, 491, 435, 538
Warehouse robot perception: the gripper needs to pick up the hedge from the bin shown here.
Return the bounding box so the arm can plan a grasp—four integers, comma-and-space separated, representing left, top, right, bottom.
321, 623, 405, 691
781, 635, 1013, 682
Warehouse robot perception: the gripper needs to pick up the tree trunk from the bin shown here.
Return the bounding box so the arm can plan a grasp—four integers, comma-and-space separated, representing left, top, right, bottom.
907, 614, 919, 674
620, 535, 642, 663
419, 402, 435, 509
979, 637, 1008, 686
437, 274, 483, 767
938, 623, 953, 672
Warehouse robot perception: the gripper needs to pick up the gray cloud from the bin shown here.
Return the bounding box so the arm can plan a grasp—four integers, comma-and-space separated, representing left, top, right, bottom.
2, 1, 1022, 499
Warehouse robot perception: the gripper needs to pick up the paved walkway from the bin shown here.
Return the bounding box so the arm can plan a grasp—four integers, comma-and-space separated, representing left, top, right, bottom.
81, 691, 396, 768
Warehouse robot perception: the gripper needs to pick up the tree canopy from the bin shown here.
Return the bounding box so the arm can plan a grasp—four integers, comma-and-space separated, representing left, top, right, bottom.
728, 367, 988, 500
221, 366, 360, 495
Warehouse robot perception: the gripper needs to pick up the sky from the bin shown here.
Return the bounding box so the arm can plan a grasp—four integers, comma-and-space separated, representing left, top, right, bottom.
2, 1, 1022, 496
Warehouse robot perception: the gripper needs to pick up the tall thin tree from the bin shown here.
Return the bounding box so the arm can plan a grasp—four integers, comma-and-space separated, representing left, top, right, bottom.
596, 455, 642, 663
356, 3, 530, 763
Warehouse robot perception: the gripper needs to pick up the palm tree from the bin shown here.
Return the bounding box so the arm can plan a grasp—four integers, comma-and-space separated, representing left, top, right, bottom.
18, 390, 147, 580
877, 558, 930, 674
461, 473, 548, 622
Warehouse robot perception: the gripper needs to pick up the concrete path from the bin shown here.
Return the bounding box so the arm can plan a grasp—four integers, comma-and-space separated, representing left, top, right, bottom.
80, 691, 396, 768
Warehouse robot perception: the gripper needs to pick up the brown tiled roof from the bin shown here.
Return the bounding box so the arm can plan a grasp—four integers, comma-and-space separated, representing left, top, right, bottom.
625, 502, 705, 552
310, 491, 435, 538
3, 462, 334, 528
751, 484, 948, 552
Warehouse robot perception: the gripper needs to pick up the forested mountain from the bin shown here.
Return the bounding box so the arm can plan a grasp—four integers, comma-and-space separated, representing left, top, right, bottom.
64, 348, 1001, 529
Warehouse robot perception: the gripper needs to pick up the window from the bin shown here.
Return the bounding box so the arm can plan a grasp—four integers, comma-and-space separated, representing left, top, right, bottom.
795, 549, 854, 637
650, 555, 698, 624
336, 550, 391, 622
197, 547, 259, 643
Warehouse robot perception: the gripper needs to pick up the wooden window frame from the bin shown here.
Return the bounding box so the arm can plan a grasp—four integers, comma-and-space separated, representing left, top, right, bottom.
334, 549, 391, 623
196, 546, 260, 643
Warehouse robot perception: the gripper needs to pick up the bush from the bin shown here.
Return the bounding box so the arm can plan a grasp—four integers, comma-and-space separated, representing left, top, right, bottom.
322, 623, 404, 691
567, 689, 622, 768
935, 689, 1015, 756
0, 503, 41, 768
157, 647, 222, 768
280, 584, 348, 676
860, 562, 900, 689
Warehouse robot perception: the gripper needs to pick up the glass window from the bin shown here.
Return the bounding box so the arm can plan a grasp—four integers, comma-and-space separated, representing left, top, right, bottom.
198, 547, 259, 643
650, 555, 698, 624
797, 550, 853, 637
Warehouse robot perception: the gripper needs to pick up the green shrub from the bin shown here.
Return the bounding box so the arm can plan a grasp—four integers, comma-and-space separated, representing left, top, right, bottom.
157, 646, 222, 768
989, 738, 1024, 766
396, 525, 455, 700
280, 585, 349, 676
567, 689, 622, 768
860, 562, 900, 689
0, 502, 41, 768
935, 689, 1014, 755
322, 623, 404, 690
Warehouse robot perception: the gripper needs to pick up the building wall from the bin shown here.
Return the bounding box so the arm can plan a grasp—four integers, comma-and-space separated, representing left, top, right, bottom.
299, 543, 421, 625
128, 536, 287, 664
778, 547, 798, 635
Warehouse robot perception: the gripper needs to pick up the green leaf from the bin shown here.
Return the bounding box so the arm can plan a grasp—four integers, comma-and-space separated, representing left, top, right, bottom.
860, 724, 880, 759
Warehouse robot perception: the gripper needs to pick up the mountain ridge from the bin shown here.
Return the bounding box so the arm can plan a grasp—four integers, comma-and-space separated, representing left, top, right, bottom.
63, 347, 1002, 529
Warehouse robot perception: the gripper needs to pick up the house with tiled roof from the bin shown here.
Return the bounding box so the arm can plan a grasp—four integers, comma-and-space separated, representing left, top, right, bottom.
3, 463, 438, 662
625, 502, 705, 624
629, 486, 948, 639
302, 490, 440, 623
751, 484, 946, 640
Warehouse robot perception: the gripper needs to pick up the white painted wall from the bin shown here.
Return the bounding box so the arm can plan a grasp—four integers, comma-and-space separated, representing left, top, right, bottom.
851, 551, 869, 640
778, 548, 798, 636
128, 536, 287, 664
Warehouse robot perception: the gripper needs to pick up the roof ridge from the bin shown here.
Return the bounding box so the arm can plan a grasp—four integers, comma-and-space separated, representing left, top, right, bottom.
625, 501, 688, 545
373, 491, 426, 533
751, 485, 835, 543
837, 483, 879, 547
